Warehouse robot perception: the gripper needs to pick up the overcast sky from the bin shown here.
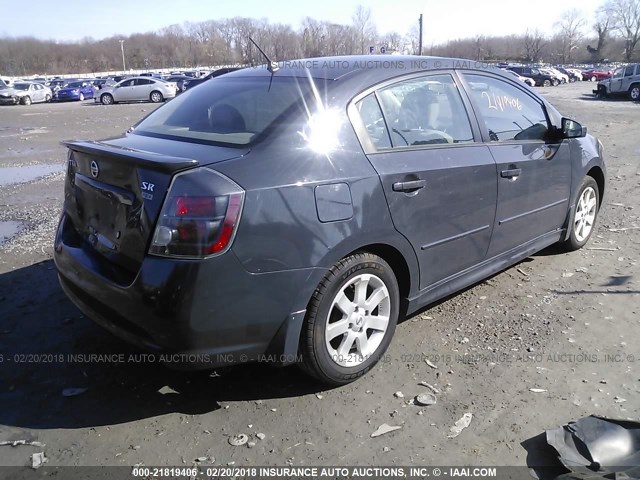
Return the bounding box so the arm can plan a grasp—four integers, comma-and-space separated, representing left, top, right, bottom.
0, 0, 603, 44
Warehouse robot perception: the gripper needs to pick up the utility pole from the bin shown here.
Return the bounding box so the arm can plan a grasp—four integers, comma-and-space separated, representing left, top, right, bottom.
418, 14, 423, 56
119, 40, 126, 72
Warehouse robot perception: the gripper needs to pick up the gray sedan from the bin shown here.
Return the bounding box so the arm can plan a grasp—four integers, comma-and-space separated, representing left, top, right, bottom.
55, 56, 605, 385
96, 77, 178, 105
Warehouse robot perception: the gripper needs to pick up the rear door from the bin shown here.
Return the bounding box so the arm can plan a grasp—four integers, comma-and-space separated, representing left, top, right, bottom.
460, 72, 571, 257
351, 73, 498, 290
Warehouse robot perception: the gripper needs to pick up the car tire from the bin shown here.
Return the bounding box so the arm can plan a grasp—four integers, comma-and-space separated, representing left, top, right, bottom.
552, 79, 560, 86
543, 79, 551, 87
562, 176, 600, 251
299, 252, 399, 385
21, 96, 31, 106
628, 84, 640, 101
150, 91, 164, 103
45, 94, 51, 102
79, 93, 84, 101
101, 94, 114, 105
591, 75, 597, 82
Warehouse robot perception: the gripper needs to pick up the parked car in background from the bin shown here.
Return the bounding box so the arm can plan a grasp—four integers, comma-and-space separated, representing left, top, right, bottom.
103, 75, 131, 88
583, 69, 612, 82
594, 64, 640, 100
539, 67, 564, 85
54, 80, 95, 102
507, 66, 556, 87
183, 67, 241, 91
140, 72, 163, 78
55, 56, 606, 385
563, 68, 583, 81
92, 79, 108, 90
0, 81, 52, 105
47, 79, 68, 95
96, 76, 177, 105
0, 79, 7, 90
545, 67, 569, 84
165, 75, 193, 92
556, 67, 580, 83
503, 69, 535, 87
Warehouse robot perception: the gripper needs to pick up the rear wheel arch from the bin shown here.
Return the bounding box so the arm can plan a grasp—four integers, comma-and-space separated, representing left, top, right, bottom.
352, 244, 411, 308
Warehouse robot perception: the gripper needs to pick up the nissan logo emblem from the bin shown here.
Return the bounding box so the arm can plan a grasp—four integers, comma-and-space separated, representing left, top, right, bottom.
90, 161, 99, 178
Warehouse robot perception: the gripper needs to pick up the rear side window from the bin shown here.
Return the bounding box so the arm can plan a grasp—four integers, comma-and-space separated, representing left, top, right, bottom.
376, 74, 474, 147
624, 65, 636, 77
355, 94, 391, 149
463, 74, 549, 142
134, 76, 314, 146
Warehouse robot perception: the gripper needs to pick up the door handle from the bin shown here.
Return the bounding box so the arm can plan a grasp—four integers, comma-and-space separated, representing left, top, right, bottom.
392, 179, 426, 192
500, 168, 522, 179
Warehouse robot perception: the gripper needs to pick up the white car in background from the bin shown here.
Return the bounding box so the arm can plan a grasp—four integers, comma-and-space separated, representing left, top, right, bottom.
503, 69, 536, 87
540, 67, 568, 84
96, 77, 178, 105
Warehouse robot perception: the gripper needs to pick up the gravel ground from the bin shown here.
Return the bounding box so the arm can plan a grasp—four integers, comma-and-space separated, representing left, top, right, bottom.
0, 84, 638, 470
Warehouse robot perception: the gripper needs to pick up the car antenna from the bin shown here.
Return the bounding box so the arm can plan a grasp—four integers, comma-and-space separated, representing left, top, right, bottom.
249, 37, 279, 74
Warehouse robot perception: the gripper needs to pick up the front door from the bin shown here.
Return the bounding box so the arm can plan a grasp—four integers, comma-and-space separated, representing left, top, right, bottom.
460, 73, 571, 257
355, 73, 498, 290
115, 79, 136, 101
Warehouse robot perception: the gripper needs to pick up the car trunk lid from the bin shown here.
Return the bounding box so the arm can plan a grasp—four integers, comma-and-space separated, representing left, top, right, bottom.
62, 139, 246, 277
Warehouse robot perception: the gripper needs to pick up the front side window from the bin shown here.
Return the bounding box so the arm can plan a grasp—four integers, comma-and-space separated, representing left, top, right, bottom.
119, 79, 135, 87
613, 68, 624, 79
462, 74, 549, 142
376, 74, 474, 147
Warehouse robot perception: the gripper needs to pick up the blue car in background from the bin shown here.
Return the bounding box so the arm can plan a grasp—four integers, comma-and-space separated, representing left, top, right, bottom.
54, 80, 94, 102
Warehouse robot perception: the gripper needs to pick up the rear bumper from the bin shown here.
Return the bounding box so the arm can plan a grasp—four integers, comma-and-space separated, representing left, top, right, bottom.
54, 213, 320, 369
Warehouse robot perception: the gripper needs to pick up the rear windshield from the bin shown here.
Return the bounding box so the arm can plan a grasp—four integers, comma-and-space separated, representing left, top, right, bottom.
133, 76, 315, 146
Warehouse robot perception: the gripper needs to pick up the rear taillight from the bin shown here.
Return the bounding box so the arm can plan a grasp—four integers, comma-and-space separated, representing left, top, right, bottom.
149, 168, 244, 258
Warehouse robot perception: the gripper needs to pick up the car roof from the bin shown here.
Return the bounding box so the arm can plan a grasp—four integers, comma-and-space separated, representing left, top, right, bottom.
224, 55, 506, 82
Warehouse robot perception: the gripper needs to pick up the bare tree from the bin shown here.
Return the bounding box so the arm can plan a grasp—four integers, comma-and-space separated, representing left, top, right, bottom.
352, 5, 377, 54
588, 7, 612, 61
555, 9, 586, 63
380, 32, 403, 53
523, 29, 546, 62
604, 0, 640, 60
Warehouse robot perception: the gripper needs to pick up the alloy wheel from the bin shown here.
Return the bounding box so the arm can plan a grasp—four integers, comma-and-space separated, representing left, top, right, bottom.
325, 273, 391, 368
574, 186, 597, 243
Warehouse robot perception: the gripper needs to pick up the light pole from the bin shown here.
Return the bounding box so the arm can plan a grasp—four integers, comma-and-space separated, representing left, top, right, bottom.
119, 40, 126, 73
418, 14, 423, 56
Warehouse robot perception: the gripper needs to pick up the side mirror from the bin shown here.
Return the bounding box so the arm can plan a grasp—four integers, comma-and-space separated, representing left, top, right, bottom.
561, 118, 587, 138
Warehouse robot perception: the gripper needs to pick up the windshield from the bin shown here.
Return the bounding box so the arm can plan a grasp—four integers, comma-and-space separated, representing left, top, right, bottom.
66, 81, 84, 88
13, 84, 30, 91
133, 75, 316, 146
